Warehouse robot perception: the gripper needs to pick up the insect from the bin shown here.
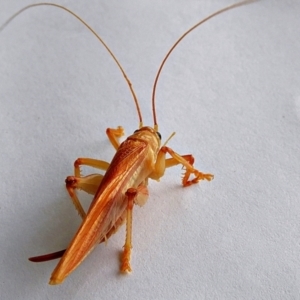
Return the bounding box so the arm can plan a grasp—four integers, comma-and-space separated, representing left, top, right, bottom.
1, 0, 256, 285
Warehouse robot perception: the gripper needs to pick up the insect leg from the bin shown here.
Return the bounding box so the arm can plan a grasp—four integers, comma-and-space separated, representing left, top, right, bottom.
66, 158, 110, 219
106, 126, 125, 150
121, 185, 149, 273
30, 159, 112, 262
150, 147, 214, 187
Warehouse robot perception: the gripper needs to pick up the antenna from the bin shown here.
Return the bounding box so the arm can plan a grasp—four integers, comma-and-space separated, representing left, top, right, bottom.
151, 0, 258, 131
0, 3, 143, 127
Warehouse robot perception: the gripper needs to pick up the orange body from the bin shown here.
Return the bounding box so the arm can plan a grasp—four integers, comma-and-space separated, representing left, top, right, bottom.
50, 127, 160, 284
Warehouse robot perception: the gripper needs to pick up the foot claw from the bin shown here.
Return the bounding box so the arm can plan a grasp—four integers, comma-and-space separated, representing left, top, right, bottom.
120, 247, 132, 274
116, 126, 125, 137
182, 170, 214, 187
120, 263, 132, 273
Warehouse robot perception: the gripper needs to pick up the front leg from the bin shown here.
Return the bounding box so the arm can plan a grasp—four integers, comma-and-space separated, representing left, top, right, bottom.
106, 126, 125, 150
150, 146, 214, 186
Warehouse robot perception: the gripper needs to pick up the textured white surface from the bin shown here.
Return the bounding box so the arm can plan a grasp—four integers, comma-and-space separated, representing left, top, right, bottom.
1, 0, 300, 299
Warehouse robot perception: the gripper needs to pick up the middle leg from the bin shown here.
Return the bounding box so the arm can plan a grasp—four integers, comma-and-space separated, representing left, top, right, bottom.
120, 185, 149, 273
66, 158, 110, 219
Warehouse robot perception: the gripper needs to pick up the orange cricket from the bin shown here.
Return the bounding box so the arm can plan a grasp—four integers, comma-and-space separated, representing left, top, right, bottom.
1, 0, 256, 285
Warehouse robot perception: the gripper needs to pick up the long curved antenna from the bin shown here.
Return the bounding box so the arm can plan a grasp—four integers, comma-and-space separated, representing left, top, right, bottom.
151, 0, 258, 131
1, 3, 143, 127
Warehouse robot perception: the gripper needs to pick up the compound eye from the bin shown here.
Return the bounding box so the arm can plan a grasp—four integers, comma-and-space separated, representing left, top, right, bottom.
156, 131, 161, 140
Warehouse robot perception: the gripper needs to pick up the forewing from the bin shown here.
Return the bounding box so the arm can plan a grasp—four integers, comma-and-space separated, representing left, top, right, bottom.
50, 139, 147, 284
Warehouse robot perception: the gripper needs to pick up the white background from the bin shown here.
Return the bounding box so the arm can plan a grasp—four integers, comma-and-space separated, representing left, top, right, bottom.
1, 0, 300, 299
